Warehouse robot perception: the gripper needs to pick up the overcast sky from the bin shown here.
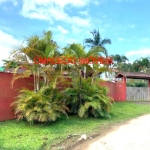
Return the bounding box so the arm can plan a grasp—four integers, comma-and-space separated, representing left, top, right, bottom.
0, 0, 150, 66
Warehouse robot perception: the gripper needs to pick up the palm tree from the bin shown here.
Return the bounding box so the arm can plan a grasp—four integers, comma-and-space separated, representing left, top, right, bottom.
11, 85, 68, 123
63, 77, 112, 118
85, 29, 111, 57
63, 43, 108, 106
8, 31, 59, 92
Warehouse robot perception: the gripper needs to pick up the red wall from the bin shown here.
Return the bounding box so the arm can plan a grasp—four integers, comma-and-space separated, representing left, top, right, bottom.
0, 73, 126, 122
0, 72, 34, 121
100, 78, 126, 102
100, 81, 116, 100
114, 77, 126, 102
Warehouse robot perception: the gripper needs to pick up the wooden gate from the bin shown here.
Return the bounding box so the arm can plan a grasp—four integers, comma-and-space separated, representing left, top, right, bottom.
126, 87, 150, 101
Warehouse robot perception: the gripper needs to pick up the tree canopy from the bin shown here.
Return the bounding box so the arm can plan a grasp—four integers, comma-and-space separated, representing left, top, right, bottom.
85, 29, 111, 57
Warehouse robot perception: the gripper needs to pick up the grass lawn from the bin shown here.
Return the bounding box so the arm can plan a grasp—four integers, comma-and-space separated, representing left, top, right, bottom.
1, 102, 150, 150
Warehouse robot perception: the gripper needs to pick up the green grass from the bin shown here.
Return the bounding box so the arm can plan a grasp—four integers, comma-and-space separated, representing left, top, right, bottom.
1, 102, 150, 150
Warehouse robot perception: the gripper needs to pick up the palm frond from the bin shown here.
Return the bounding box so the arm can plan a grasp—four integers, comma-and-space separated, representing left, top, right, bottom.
12, 69, 32, 87
86, 46, 105, 57
100, 39, 111, 46
78, 105, 87, 118
13, 85, 68, 123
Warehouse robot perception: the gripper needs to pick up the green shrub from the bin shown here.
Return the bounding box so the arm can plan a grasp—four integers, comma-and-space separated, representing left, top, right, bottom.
12, 86, 68, 123
126, 79, 147, 87
62, 78, 113, 118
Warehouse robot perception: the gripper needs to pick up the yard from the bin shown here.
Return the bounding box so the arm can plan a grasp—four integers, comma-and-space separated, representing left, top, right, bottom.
1, 102, 150, 150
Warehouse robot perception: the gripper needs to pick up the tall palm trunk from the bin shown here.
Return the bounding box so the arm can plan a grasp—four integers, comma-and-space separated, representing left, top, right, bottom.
79, 68, 82, 106
36, 67, 40, 91
33, 72, 37, 92
34, 67, 40, 92
84, 66, 86, 79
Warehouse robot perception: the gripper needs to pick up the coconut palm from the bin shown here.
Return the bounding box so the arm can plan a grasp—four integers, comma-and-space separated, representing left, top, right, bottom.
85, 29, 111, 57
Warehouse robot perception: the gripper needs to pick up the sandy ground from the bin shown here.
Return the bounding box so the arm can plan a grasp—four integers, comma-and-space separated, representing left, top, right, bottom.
73, 114, 150, 150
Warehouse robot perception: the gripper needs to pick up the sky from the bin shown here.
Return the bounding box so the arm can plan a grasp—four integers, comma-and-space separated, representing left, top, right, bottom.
0, 0, 150, 66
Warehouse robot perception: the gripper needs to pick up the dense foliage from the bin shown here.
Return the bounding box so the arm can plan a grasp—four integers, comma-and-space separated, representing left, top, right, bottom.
126, 79, 147, 87
12, 86, 68, 123
111, 55, 150, 87
63, 78, 113, 118
5, 30, 113, 123
111, 55, 150, 73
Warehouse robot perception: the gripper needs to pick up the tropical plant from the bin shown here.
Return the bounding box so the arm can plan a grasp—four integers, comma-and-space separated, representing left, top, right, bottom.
85, 29, 111, 57
7, 30, 59, 92
11, 85, 68, 123
111, 55, 150, 73
111, 54, 128, 71
8, 30, 113, 123
132, 57, 150, 73
63, 43, 109, 78
62, 78, 113, 118
62, 43, 109, 107
2, 59, 19, 68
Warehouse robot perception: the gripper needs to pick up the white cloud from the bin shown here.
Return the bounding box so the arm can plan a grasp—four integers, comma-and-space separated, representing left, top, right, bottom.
0, 30, 19, 66
0, 0, 18, 6
0, 0, 6, 3
126, 48, 150, 58
30, 0, 89, 8
94, 1, 100, 5
12, 0, 18, 6
57, 25, 69, 34
118, 37, 125, 41
71, 16, 90, 27
21, 0, 91, 27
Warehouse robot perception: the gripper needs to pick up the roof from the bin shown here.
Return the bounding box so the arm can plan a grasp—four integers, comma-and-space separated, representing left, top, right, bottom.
115, 72, 150, 80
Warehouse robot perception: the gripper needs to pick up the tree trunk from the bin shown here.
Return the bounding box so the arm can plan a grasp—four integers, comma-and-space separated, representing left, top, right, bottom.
37, 67, 40, 91
79, 69, 82, 106
33, 72, 37, 93
84, 66, 86, 79
43, 71, 47, 86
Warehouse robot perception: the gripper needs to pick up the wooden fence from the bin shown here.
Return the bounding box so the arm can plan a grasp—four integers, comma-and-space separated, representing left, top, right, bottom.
126, 87, 150, 101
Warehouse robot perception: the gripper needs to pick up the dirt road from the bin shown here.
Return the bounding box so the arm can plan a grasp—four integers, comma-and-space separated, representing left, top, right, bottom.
73, 114, 150, 150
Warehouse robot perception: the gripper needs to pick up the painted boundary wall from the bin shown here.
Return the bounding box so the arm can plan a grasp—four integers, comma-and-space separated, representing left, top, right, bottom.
100, 79, 126, 102
0, 73, 126, 121
0, 72, 34, 121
